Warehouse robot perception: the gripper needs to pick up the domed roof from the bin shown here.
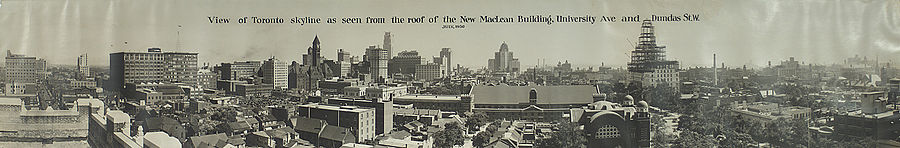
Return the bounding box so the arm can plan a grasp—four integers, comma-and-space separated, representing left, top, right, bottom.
636, 101, 649, 107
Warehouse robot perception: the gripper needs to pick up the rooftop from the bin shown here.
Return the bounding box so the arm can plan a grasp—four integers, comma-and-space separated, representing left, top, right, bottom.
471, 85, 596, 104
298, 103, 374, 113
144, 132, 182, 147
0, 97, 22, 106
107, 110, 131, 123
394, 95, 461, 102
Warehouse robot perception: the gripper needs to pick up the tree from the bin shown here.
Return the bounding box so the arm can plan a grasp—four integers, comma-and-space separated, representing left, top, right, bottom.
465, 112, 491, 132
433, 122, 465, 148
472, 132, 492, 148
535, 121, 585, 148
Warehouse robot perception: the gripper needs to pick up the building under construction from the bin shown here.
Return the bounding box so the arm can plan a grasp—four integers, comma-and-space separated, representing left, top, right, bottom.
627, 20, 680, 88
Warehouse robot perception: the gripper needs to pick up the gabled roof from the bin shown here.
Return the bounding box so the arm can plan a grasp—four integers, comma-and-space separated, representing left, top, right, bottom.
471, 85, 596, 105
189, 133, 228, 148
320, 125, 356, 143
293, 117, 326, 134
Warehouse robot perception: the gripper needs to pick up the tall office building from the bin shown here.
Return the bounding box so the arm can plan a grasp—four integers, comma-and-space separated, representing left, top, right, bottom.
439, 48, 452, 75
366, 46, 389, 83
262, 57, 289, 90
487, 43, 520, 73
337, 49, 351, 77
388, 50, 423, 75
383, 32, 392, 58
109, 48, 198, 92
5, 50, 47, 84
627, 20, 679, 87
77, 53, 90, 77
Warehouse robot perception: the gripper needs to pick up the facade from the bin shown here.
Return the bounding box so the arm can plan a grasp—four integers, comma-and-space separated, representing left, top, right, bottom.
319, 78, 360, 95
77, 53, 90, 77
415, 63, 443, 81
235, 83, 274, 97
487, 43, 520, 73
197, 68, 217, 89
326, 97, 394, 135
337, 49, 352, 77
627, 20, 680, 87
571, 98, 651, 148
262, 57, 290, 90
388, 50, 423, 75
109, 48, 198, 93
297, 103, 377, 143
366, 46, 389, 82
383, 32, 392, 58
220, 61, 262, 80
5, 50, 47, 84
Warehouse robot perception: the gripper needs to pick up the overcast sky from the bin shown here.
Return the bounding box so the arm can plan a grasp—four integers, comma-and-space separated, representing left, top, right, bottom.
1, 0, 898, 69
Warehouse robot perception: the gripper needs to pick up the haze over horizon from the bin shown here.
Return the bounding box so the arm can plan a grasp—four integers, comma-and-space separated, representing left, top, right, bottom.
1, 0, 898, 69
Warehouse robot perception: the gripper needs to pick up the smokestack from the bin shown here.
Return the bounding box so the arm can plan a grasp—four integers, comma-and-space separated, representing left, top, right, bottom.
714, 54, 718, 87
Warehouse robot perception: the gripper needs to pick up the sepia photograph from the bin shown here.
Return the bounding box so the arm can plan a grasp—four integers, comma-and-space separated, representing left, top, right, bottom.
0, 0, 899, 147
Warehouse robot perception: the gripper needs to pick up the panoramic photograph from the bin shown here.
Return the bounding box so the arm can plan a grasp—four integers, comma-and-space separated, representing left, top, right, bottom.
0, 0, 899, 147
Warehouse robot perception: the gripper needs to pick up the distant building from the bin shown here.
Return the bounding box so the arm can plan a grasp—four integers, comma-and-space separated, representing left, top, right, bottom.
262, 57, 290, 90
388, 50, 423, 75
234, 83, 274, 97
626, 20, 679, 88
109, 48, 198, 93
415, 63, 443, 81
383, 32, 392, 58
364, 86, 408, 102
124, 83, 192, 104
366, 46, 389, 83
834, 91, 900, 140
220, 61, 262, 80
394, 95, 465, 112
5, 50, 46, 86
297, 103, 376, 143
77, 53, 90, 77
729, 101, 812, 123
487, 43, 520, 73
319, 78, 360, 95
439, 48, 452, 75
197, 68, 217, 89
337, 49, 352, 77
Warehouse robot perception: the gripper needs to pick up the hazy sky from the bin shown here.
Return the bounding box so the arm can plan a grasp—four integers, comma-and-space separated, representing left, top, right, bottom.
1, 0, 898, 69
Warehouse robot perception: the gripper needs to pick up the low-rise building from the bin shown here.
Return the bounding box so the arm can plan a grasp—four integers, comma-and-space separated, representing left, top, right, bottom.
297, 103, 376, 143
729, 101, 812, 123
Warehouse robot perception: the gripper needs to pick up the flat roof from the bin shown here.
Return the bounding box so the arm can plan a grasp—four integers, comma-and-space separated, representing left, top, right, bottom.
107, 110, 131, 123
471, 85, 596, 105
394, 95, 461, 102
0, 97, 22, 106
298, 103, 374, 113
20, 109, 80, 117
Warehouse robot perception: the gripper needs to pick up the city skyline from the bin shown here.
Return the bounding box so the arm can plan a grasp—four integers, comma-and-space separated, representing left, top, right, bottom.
0, 0, 897, 68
